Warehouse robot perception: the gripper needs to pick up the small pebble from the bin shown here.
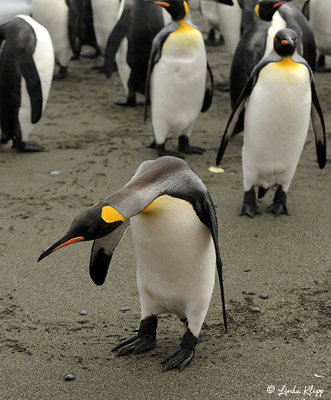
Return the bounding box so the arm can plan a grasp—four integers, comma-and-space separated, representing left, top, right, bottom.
250, 307, 261, 313
64, 374, 75, 381
244, 269, 251, 272
120, 307, 130, 312
80, 310, 87, 315
260, 293, 269, 299
21, 214, 30, 219
50, 170, 61, 176
208, 166, 224, 173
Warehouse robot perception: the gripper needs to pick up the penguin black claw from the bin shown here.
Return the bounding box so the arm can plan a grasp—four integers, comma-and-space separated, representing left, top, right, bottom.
178, 136, 205, 155
267, 186, 289, 216
162, 330, 198, 372
240, 188, 260, 218
113, 316, 157, 356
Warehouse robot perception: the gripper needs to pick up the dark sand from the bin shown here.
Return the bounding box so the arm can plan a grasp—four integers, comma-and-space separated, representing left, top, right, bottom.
0, 2, 330, 399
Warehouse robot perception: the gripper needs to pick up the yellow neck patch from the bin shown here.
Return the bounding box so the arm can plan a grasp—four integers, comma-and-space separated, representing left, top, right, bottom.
275, 57, 299, 68
101, 206, 125, 223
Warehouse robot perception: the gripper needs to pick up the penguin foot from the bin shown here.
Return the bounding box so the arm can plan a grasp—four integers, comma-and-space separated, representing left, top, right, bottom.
240, 188, 260, 218
15, 141, 44, 152
178, 136, 205, 155
53, 66, 67, 80
112, 316, 157, 356
267, 186, 289, 216
162, 330, 198, 372
215, 80, 230, 92
149, 142, 183, 158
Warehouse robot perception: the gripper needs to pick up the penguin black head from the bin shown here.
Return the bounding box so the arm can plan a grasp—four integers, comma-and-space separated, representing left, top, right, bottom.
274, 28, 297, 57
38, 203, 125, 262
147, 0, 188, 21
255, 0, 291, 21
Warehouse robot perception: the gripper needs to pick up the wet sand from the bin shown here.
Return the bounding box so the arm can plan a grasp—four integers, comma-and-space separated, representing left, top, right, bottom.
0, 2, 330, 399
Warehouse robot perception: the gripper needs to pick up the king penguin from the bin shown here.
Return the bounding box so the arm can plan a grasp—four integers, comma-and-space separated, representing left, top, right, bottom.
216, 28, 326, 217
0, 15, 54, 152
144, 0, 226, 156
38, 156, 227, 371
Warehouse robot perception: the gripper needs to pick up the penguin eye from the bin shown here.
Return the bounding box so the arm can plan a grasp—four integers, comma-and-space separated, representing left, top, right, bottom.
88, 227, 94, 233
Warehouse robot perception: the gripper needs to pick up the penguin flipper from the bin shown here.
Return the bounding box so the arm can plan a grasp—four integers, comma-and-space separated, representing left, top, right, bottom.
216, 76, 254, 165
104, 2, 133, 78
144, 22, 178, 122
89, 220, 130, 285
201, 194, 227, 330
310, 81, 326, 169
201, 62, 214, 113
20, 54, 43, 124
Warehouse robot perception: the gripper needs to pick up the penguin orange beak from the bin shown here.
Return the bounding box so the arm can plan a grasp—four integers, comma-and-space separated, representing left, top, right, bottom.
281, 40, 289, 45
149, 1, 170, 6
273, 1, 286, 8
38, 234, 84, 262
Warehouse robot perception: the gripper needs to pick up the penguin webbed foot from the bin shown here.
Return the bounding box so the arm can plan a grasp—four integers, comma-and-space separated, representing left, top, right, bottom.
215, 80, 230, 92
14, 140, 44, 152
53, 66, 67, 80
178, 136, 204, 155
112, 316, 157, 357
267, 186, 289, 216
149, 142, 184, 158
162, 330, 198, 372
240, 187, 260, 218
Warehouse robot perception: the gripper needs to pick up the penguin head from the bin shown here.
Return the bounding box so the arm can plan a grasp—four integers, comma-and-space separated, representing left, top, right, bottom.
273, 28, 297, 57
38, 203, 126, 262
255, 0, 291, 21
147, 0, 189, 21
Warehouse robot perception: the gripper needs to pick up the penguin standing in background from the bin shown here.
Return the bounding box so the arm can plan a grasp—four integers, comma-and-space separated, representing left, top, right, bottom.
38, 156, 227, 372
216, 28, 326, 217
31, 0, 73, 79
0, 15, 54, 152
309, 0, 331, 72
144, 0, 229, 156
255, 0, 316, 72
90, 0, 120, 55
104, 0, 171, 106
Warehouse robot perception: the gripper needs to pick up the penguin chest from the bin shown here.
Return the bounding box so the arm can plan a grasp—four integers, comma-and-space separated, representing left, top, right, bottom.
130, 196, 215, 315
243, 60, 311, 189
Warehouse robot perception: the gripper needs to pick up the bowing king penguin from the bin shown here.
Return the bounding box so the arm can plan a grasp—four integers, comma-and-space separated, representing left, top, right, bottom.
38, 156, 227, 372
144, 0, 229, 156
216, 28, 326, 217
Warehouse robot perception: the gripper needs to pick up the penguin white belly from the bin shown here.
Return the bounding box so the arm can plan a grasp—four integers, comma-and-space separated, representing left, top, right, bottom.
263, 12, 286, 58
150, 27, 206, 144
243, 60, 311, 192
91, 0, 120, 53
130, 195, 215, 337
17, 16, 54, 140
310, 0, 331, 56
216, 0, 241, 56
31, 0, 72, 67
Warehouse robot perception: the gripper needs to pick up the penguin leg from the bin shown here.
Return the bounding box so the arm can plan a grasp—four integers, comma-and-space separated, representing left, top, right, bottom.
112, 315, 157, 356
316, 55, 331, 73
178, 135, 205, 155
162, 325, 198, 372
115, 78, 137, 107
267, 185, 289, 216
54, 66, 67, 81
240, 187, 261, 218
